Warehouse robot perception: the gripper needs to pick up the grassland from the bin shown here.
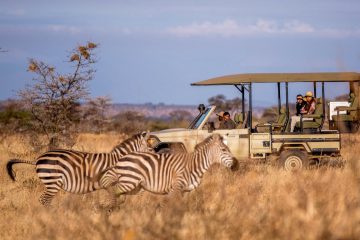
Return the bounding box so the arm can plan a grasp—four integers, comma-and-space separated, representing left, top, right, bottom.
1, 133, 360, 240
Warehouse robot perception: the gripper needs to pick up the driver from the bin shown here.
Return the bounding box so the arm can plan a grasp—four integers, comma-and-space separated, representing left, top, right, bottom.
219, 112, 236, 129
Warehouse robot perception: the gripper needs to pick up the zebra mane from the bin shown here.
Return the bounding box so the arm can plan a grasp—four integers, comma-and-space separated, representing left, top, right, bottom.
111, 132, 142, 151
194, 134, 221, 151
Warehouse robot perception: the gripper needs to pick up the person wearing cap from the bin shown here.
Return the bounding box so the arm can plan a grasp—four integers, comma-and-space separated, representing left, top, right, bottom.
301, 91, 316, 115
219, 112, 236, 129
216, 111, 225, 119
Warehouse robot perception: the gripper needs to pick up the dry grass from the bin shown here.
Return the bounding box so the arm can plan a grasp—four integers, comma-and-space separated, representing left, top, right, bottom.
1, 133, 360, 240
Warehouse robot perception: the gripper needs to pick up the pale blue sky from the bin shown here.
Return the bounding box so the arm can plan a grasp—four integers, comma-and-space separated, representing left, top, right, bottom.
1, 0, 360, 106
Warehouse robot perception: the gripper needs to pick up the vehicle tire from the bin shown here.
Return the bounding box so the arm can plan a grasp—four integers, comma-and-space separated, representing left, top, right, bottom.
279, 150, 309, 171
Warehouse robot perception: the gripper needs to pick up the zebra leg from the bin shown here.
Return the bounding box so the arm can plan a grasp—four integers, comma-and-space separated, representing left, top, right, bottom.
160, 179, 185, 209
39, 183, 62, 206
104, 187, 119, 214
118, 194, 127, 204
100, 170, 141, 212
135, 188, 145, 197
104, 180, 139, 212
112, 179, 139, 200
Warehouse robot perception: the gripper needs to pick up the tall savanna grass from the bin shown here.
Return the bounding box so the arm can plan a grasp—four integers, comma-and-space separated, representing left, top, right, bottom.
0, 132, 359, 240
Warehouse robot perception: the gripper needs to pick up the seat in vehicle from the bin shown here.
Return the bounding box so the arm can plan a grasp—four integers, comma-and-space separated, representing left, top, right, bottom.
331, 93, 358, 123
255, 108, 287, 133
234, 112, 248, 129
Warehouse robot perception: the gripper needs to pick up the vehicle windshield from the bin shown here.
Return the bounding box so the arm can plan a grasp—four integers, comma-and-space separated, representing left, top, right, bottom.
188, 107, 212, 129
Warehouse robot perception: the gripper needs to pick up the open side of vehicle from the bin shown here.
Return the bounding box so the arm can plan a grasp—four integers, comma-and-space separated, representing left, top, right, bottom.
147, 72, 360, 171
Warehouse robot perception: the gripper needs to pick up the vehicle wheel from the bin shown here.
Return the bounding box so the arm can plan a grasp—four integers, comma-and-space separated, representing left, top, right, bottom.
279, 150, 308, 171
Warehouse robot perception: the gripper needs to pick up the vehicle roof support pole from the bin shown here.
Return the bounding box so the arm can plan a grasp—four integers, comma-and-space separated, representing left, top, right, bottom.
313, 82, 317, 98
285, 82, 290, 132
322, 82, 325, 129
249, 83, 253, 131
277, 82, 281, 114
234, 84, 246, 122
285, 82, 289, 113
350, 81, 359, 97
242, 85, 245, 122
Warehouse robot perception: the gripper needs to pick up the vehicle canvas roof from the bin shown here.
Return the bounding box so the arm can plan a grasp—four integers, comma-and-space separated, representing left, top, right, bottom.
191, 72, 360, 85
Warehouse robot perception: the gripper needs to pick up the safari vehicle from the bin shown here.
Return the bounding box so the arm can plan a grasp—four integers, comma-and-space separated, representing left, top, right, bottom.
147, 72, 360, 170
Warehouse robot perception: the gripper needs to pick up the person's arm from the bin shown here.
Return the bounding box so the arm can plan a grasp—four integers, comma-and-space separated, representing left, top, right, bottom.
307, 101, 316, 114
300, 106, 307, 114
300, 102, 308, 114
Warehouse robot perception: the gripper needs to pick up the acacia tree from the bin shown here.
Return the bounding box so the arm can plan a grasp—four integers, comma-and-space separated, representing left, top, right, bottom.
18, 42, 98, 148
0, 99, 32, 143
82, 96, 112, 133
208, 94, 242, 112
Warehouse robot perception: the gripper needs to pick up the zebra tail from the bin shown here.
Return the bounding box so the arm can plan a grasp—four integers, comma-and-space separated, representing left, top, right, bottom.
6, 159, 35, 181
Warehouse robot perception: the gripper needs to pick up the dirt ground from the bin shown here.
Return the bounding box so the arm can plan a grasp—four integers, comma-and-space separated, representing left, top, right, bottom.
1, 133, 360, 240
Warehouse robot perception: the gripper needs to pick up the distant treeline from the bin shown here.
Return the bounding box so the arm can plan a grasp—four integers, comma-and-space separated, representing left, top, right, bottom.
0, 99, 195, 133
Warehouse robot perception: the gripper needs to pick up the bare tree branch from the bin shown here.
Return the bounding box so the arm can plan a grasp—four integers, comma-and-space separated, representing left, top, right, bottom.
18, 42, 99, 148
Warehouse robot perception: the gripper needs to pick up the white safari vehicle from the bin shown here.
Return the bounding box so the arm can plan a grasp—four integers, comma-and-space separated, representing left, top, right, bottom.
147, 72, 360, 170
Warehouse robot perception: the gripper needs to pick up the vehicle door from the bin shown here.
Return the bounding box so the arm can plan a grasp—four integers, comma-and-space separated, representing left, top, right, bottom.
196, 128, 250, 159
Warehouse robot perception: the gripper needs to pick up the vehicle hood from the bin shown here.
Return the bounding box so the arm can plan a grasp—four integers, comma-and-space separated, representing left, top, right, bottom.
150, 128, 190, 135
149, 128, 198, 141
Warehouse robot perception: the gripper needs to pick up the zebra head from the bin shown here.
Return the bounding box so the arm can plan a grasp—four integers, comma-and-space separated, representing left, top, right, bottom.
135, 131, 151, 152
112, 131, 151, 155
210, 134, 238, 171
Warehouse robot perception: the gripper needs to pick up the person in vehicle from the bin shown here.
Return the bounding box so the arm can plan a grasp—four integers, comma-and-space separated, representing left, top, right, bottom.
296, 94, 306, 116
215, 111, 225, 128
219, 112, 236, 129
290, 91, 316, 132
301, 91, 316, 115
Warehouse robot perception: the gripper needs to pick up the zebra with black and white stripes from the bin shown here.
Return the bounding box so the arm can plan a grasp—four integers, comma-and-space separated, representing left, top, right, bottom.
97, 134, 238, 201
6, 131, 150, 206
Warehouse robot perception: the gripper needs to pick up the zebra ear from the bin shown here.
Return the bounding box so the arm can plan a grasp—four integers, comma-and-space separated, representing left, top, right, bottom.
141, 130, 150, 140
212, 134, 222, 141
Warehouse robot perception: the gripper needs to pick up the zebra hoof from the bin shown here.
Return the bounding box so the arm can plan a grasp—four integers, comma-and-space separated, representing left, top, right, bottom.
155, 203, 162, 213
106, 208, 113, 216
117, 195, 126, 204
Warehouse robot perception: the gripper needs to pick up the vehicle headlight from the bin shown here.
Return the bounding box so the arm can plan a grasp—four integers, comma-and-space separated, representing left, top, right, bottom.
222, 138, 228, 145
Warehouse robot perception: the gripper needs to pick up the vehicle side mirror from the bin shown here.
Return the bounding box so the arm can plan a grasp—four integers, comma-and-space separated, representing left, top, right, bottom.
207, 122, 215, 133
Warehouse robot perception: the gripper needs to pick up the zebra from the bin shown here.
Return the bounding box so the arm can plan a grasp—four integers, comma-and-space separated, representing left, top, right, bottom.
96, 134, 238, 204
6, 131, 150, 206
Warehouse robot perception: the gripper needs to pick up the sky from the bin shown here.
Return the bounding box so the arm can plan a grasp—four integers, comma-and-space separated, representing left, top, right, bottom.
1, 0, 360, 107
